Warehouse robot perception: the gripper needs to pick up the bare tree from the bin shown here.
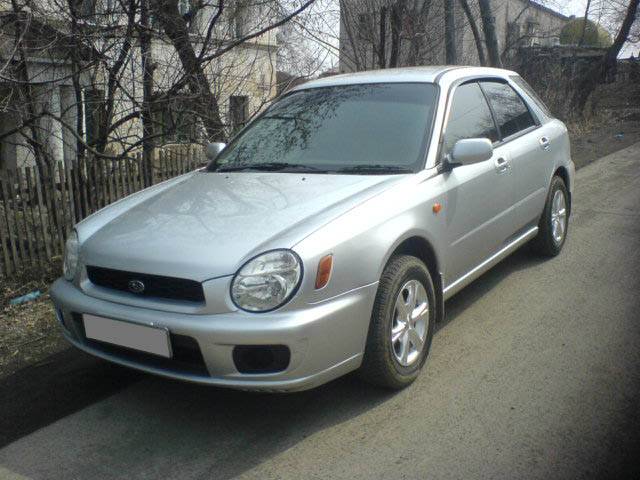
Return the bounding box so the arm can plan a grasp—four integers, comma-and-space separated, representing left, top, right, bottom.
459, 0, 486, 66
444, 0, 457, 64
478, 0, 503, 68
571, 0, 640, 111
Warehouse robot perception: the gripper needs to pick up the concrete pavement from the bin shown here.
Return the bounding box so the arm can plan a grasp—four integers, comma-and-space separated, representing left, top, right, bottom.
1, 143, 639, 480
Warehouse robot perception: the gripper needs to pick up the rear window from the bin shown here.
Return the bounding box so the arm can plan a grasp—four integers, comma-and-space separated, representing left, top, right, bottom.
480, 81, 537, 139
510, 75, 553, 117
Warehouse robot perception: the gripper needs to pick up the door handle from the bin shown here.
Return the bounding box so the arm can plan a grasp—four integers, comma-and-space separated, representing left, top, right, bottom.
539, 136, 550, 151
495, 157, 510, 173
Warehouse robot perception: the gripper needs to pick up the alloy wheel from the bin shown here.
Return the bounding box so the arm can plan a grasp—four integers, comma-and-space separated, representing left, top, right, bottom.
391, 279, 429, 367
551, 189, 567, 245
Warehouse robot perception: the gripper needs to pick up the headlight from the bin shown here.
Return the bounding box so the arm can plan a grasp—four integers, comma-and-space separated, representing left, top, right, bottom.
63, 231, 79, 281
231, 250, 302, 312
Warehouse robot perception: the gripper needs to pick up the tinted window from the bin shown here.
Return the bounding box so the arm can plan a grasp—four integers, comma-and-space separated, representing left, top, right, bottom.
443, 82, 498, 153
510, 75, 552, 117
210, 83, 437, 173
481, 81, 536, 139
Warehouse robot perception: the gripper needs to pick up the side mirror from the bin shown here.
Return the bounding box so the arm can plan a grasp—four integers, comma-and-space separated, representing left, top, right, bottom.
450, 138, 493, 167
206, 142, 227, 161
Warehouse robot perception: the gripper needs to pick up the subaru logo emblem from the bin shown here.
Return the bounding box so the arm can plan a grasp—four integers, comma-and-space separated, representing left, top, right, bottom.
128, 279, 145, 294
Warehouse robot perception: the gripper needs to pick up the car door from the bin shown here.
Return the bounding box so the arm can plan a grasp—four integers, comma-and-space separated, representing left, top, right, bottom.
480, 80, 548, 232
440, 81, 515, 287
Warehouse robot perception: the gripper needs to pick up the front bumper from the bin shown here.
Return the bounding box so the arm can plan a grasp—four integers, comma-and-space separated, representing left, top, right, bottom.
50, 279, 378, 392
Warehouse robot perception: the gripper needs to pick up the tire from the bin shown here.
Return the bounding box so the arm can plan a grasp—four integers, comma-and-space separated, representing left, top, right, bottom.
531, 175, 570, 257
359, 255, 436, 389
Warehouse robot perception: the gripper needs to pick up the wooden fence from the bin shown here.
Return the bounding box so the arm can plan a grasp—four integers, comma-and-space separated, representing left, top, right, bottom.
0, 145, 205, 277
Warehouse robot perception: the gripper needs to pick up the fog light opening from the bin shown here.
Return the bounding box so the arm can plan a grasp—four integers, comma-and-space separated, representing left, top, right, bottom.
233, 345, 290, 374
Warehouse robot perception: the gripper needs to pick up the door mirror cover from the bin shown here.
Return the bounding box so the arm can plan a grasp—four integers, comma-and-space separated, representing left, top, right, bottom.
206, 142, 227, 161
450, 138, 493, 166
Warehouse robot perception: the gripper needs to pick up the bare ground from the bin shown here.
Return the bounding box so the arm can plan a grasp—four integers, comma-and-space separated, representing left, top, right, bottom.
0, 262, 68, 378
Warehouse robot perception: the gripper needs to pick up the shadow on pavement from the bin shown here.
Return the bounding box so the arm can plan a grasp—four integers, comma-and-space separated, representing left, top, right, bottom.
0, 348, 141, 448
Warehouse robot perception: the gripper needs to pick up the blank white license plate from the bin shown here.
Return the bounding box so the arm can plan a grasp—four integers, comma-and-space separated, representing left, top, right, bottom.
83, 314, 171, 358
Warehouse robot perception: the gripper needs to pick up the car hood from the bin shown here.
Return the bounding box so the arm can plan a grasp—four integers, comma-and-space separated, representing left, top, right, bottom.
79, 171, 405, 281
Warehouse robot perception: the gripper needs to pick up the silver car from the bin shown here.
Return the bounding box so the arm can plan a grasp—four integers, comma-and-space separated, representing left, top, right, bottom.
51, 66, 575, 391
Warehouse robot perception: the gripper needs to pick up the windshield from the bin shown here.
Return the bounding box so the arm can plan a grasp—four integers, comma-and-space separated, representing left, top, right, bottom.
209, 83, 438, 174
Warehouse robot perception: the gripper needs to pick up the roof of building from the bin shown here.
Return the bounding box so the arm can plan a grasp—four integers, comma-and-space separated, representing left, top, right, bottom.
295, 66, 518, 90
528, 0, 571, 21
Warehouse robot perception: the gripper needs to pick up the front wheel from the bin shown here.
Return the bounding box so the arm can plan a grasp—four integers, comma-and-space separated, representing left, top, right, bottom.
359, 255, 436, 389
531, 175, 569, 256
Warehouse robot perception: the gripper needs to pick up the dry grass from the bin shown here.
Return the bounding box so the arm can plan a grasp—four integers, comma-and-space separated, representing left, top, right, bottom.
0, 260, 68, 378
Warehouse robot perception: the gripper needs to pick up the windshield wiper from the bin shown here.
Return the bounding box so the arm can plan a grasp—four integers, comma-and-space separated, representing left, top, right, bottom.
217, 162, 328, 173
335, 164, 414, 175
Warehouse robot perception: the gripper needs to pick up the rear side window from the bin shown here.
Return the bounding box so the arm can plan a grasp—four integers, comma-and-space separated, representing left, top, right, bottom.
480, 81, 536, 139
510, 75, 553, 117
443, 82, 499, 153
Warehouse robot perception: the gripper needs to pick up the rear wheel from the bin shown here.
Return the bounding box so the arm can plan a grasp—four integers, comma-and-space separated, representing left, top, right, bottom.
531, 175, 569, 256
359, 255, 436, 389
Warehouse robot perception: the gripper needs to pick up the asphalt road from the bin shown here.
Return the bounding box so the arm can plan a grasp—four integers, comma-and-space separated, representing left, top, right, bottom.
1, 143, 640, 480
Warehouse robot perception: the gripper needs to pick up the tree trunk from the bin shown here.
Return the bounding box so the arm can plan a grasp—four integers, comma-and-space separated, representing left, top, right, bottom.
571, 0, 640, 112
377, 6, 388, 68
478, 0, 502, 68
389, 2, 405, 67
445, 0, 457, 64
578, 0, 592, 46
407, 0, 432, 66
151, 0, 226, 142
459, 0, 486, 65
140, 0, 155, 186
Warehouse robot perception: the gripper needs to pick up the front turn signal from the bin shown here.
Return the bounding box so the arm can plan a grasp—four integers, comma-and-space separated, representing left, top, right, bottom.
315, 255, 333, 289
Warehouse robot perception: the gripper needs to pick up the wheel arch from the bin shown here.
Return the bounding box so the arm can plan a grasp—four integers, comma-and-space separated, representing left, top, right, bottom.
382, 234, 445, 324
553, 166, 572, 215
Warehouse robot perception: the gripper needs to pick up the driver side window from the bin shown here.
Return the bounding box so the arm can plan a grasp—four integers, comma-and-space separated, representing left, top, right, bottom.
443, 82, 499, 155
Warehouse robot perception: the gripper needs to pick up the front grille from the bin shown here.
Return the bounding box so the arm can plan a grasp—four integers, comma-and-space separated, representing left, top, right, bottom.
86, 266, 205, 303
72, 314, 209, 376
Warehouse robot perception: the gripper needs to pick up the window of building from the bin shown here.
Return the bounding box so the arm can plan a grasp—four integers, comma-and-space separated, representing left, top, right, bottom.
480, 81, 537, 139
153, 97, 198, 144
443, 82, 499, 154
229, 96, 249, 133
233, 1, 248, 38
84, 89, 104, 147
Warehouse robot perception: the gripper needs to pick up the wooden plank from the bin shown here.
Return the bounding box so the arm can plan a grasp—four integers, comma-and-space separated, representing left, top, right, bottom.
125, 157, 133, 195
157, 149, 164, 182
25, 168, 45, 266
32, 167, 53, 259
15, 169, 37, 267
0, 175, 13, 275
173, 149, 179, 176
114, 159, 122, 201
66, 162, 77, 224
133, 155, 140, 192
6, 170, 26, 267
94, 159, 104, 209
88, 157, 98, 211
48, 163, 65, 254
57, 163, 70, 236
79, 157, 91, 218
0, 174, 20, 272
106, 160, 114, 204
71, 161, 82, 221
117, 159, 125, 198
